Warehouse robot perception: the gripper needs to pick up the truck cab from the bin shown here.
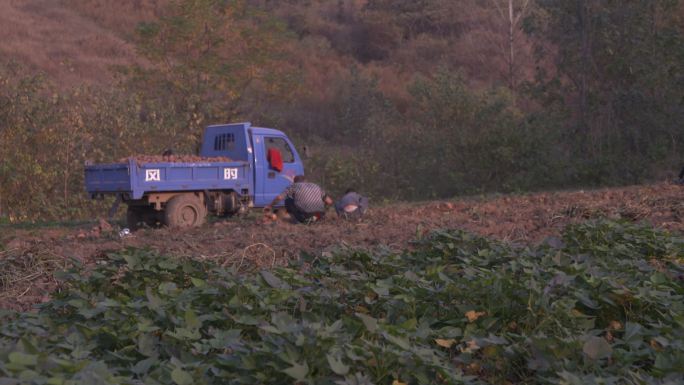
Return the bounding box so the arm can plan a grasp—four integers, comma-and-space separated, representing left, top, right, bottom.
200, 122, 304, 205
84, 122, 305, 229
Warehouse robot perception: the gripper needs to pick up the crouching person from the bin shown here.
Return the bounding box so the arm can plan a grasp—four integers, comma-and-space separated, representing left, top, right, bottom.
265, 175, 333, 223
335, 188, 369, 220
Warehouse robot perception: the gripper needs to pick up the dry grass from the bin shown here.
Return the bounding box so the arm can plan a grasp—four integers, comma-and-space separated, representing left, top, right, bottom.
0, 0, 151, 87
0, 245, 68, 310
63, 0, 167, 37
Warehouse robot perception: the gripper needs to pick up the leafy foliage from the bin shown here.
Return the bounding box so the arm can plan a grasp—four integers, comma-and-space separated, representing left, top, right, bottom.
526, 0, 684, 183
1, 221, 683, 384
0, 64, 198, 222
129, 0, 298, 144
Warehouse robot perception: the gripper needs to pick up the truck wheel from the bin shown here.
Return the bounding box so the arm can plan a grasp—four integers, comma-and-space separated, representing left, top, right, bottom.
164, 194, 207, 228
221, 191, 241, 217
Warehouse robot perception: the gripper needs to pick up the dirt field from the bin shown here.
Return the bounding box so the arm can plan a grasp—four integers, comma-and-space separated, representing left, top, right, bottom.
1, 183, 682, 311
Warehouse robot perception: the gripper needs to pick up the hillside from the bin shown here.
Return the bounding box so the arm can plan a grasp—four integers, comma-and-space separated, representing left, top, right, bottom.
0, 0, 535, 89
0, 0, 682, 224
0, 0, 154, 86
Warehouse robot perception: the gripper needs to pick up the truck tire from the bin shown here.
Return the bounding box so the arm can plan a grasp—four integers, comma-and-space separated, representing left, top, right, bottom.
164, 194, 207, 228
222, 191, 241, 217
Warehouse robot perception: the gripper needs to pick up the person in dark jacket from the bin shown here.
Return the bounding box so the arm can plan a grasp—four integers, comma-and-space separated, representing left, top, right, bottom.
677, 165, 684, 184
335, 188, 369, 219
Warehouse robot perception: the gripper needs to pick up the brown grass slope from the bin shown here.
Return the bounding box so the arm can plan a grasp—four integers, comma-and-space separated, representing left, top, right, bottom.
0, 0, 160, 87
0, 0, 539, 92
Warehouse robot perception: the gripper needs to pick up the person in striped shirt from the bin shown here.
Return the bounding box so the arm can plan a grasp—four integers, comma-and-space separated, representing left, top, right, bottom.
265, 175, 333, 223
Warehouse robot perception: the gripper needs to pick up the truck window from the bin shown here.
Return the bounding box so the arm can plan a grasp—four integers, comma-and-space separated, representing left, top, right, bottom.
214, 133, 235, 151
265, 137, 294, 163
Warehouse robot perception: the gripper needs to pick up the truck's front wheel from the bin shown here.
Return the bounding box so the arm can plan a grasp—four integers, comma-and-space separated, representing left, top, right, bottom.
164, 194, 207, 228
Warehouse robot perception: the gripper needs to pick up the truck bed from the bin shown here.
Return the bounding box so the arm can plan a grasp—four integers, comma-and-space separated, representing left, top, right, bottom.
85, 158, 251, 200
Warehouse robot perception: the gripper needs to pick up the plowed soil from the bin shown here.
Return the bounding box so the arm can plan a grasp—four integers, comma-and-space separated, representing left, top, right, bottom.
1, 183, 682, 311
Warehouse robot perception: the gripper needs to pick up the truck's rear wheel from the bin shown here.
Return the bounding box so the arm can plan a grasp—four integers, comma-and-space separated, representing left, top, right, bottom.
164, 194, 207, 228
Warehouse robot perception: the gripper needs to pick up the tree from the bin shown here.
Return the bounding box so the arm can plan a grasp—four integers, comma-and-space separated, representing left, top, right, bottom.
128, 0, 297, 146
528, 0, 684, 181
490, 0, 532, 89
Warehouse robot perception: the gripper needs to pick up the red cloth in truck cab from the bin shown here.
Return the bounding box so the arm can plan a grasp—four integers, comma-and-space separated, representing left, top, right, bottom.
267, 148, 283, 172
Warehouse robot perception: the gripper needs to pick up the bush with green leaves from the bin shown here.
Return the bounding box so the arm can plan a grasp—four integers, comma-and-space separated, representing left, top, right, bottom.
1, 220, 683, 384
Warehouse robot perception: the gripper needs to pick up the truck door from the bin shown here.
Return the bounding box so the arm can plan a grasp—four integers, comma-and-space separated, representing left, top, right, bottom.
254, 135, 302, 206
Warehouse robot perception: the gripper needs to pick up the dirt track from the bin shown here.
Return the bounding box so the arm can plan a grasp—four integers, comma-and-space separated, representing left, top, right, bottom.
1, 183, 682, 311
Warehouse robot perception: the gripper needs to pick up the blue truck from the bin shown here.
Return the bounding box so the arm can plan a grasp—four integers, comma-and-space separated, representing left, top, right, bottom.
84, 122, 304, 229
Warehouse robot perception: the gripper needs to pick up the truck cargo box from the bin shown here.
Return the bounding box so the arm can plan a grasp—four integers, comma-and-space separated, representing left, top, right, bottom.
85, 158, 251, 200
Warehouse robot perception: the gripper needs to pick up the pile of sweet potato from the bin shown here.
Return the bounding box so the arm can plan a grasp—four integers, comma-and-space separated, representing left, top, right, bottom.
118, 155, 232, 164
